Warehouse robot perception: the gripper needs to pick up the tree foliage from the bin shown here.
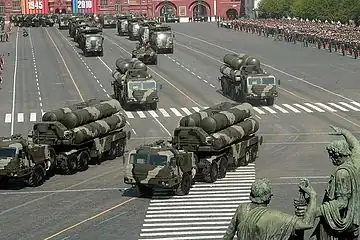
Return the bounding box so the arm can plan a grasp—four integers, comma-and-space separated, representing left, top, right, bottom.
258, 0, 360, 22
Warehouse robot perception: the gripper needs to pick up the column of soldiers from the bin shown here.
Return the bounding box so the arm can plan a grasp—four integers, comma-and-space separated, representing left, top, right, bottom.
223, 18, 360, 60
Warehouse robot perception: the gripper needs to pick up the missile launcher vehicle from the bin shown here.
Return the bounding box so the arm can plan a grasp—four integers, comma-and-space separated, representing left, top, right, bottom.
132, 42, 157, 65
219, 54, 280, 106
149, 25, 174, 54
117, 15, 130, 36
128, 17, 143, 41
74, 22, 99, 43
172, 102, 263, 183
31, 99, 131, 175
139, 21, 157, 43
112, 58, 160, 110
78, 26, 104, 57
58, 15, 71, 30
69, 18, 85, 39
100, 14, 117, 28
124, 140, 196, 196
0, 134, 55, 187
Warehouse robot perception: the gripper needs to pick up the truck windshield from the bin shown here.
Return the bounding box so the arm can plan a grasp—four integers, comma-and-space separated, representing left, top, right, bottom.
128, 81, 155, 90
248, 76, 275, 85
157, 32, 171, 40
130, 154, 168, 166
142, 81, 156, 89
0, 148, 16, 157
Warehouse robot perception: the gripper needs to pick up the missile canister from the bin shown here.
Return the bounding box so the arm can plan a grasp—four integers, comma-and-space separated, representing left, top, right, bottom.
42, 99, 102, 122
223, 54, 249, 70
61, 99, 122, 129
131, 59, 147, 71
220, 65, 241, 80
72, 112, 126, 144
112, 69, 124, 82
200, 103, 253, 134
116, 58, 132, 73
179, 102, 239, 127
211, 118, 259, 150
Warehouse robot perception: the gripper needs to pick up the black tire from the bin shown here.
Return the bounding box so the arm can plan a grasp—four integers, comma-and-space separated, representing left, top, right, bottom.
136, 184, 153, 197
116, 142, 125, 157
64, 155, 78, 174
99, 50, 104, 57
250, 145, 258, 163
240, 149, 251, 166
149, 102, 157, 110
26, 165, 46, 187
77, 151, 90, 171
204, 162, 218, 183
176, 172, 192, 195
218, 157, 228, 178
266, 97, 274, 106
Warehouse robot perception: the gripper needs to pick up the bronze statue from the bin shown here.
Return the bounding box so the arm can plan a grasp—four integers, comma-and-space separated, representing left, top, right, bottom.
222, 178, 317, 240
307, 126, 360, 239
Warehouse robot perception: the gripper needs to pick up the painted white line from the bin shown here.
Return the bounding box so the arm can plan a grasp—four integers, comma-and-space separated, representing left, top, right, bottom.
148, 110, 159, 118
142, 221, 231, 227
144, 217, 233, 222
159, 108, 170, 117
316, 103, 337, 112
293, 104, 312, 112
350, 101, 360, 108
139, 236, 223, 240
124, 111, 134, 118
262, 106, 276, 114
170, 108, 183, 117
339, 102, 360, 111
148, 205, 238, 210
181, 107, 192, 115
29, 112, 36, 122
5, 114, 11, 123
141, 226, 228, 232
140, 230, 226, 237
273, 104, 288, 113
252, 107, 265, 114
10, 29, 19, 135
192, 107, 201, 112
328, 102, 349, 111
150, 197, 249, 202
137, 111, 146, 118
304, 103, 325, 112
17, 113, 24, 123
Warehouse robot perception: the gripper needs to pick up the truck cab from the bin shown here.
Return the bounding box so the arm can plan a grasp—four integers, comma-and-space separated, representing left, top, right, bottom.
58, 15, 70, 30
124, 140, 195, 196
78, 27, 103, 57
149, 25, 174, 54
128, 17, 143, 40
117, 15, 130, 36
101, 14, 116, 28
245, 74, 278, 105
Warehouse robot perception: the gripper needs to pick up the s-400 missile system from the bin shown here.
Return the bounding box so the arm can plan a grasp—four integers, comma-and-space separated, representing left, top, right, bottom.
149, 25, 174, 54
111, 58, 160, 110
31, 99, 131, 175
219, 54, 280, 106
128, 17, 143, 41
0, 134, 55, 187
117, 14, 130, 36
172, 102, 263, 183
124, 139, 196, 196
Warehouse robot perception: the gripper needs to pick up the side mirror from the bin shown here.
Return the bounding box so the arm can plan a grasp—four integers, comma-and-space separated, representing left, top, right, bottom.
127, 131, 131, 140
159, 84, 163, 90
277, 79, 280, 85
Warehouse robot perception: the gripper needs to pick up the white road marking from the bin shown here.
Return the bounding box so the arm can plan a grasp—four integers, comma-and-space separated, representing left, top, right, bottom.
328, 103, 349, 111
17, 113, 24, 123
124, 111, 134, 118
192, 107, 201, 112
293, 104, 312, 112
339, 102, 360, 111
170, 108, 183, 117
10, 29, 19, 135
315, 103, 337, 112
181, 107, 192, 115
252, 107, 265, 114
273, 104, 288, 113
29, 112, 37, 122
5, 114, 11, 123
262, 106, 276, 114
159, 108, 170, 117
137, 111, 146, 118
149, 110, 159, 118
304, 103, 325, 112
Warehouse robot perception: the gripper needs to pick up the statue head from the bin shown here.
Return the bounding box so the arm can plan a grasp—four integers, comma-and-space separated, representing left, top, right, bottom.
250, 178, 273, 205
326, 140, 352, 166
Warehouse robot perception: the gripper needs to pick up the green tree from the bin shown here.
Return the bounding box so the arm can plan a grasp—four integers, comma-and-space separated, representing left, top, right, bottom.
258, 0, 294, 18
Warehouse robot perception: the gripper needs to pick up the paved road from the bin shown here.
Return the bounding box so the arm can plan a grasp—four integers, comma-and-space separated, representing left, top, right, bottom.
0, 22, 359, 240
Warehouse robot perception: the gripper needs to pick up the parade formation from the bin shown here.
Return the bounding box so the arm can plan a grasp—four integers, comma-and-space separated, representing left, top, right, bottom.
0, 3, 360, 240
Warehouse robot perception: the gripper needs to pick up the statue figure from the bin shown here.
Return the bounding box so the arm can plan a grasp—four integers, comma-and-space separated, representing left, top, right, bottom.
308, 126, 360, 239
222, 178, 317, 240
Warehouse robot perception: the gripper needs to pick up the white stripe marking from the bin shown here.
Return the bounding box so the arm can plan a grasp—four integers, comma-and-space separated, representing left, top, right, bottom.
181, 107, 192, 115
5, 114, 11, 123
252, 107, 265, 114
140, 230, 226, 237
192, 107, 201, 112
143, 221, 230, 227
280, 104, 300, 113
304, 103, 325, 112
17, 113, 24, 122
273, 104, 288, 113
339, 102, 360, 111
170, 108, 183, 116
146, 209, 236, 214
137, 111, 146, 118
124, 111, 134, 118
293, 104, 312, 112
146, 212, 234, 218
29, 112, 36, 122
262, 106, 276, 113
315, 103, 337, 112
328, 103, 349, 111
148, 110, 159, 118
141, 226, 228, 232
151, 197, 249, 202
144, 217, 233, 222
159, 108, 170, 117
139, 235, 223, 240
148, 205, 239, 210
350, 101, 360, 108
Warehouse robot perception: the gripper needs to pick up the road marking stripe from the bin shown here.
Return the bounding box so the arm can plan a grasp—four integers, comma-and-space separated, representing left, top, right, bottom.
328, 103, 349, 111
315, 103, 337, 112
140, 230, 227, 237
148, 110, 159, 118
170, 108, 183, 117
5, 114, 11, 123
181, 107, 192, 115
293, 104, 312, 112
17, 113, 24, 122
252, 107, 265, 114
141, 226, 229, 231
137, 111, 146, 118
273, 104, 288, 113
350, 101, 360, 108
29, 112, 37, 122
159, 108, 170, 117
192, 107, 201, 112
339, 102, 360, 111
143, 221, 231, 227
139, 235, 223, 240
124, 111, 134, 118
262, 106, 276, 113
304, 103, 325, 112
280, 104, 300, 113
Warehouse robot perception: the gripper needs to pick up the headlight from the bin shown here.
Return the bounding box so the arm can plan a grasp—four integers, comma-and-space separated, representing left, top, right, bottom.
205, 136, 213, 144
158, 34, 165, 40
63, 130, 73, 139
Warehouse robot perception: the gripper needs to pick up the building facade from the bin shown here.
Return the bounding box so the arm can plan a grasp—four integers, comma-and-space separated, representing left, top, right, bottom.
2, 0, 242, 19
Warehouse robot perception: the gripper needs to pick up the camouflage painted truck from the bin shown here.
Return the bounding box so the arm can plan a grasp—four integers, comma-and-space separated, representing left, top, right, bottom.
78, 26, 104, 57
117, 14, 130, 36
149, 25, 174, 54
124, 140, 196, 196
219, 54, 280, 106
111, 58, 160, 110
172, 102, 263, 183
30, 99, 131, 175
0, 134, 55, 187
132, 42, 157, 65
127, 17, 143, 41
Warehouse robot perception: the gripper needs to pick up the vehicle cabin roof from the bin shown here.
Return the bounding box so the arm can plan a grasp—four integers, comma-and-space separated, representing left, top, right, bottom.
126, 69, 151, 80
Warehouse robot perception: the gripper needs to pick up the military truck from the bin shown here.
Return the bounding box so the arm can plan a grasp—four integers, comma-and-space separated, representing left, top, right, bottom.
100, 14, 116, 28
124, 139, 196, 196
132, 42, 157, 65
0, 134, 55, 187
128, 17, 143, 41
172, 102, 263, 183
69, 18, 85, 39
149, 25, 174, 54
31, 99, 131, 175
219, 54, 279, 106
112, 58, 160, 110
78, 26, 104, 57
58, 15, 70, 30
117, 15, 130, 36
139, 21, 157, 43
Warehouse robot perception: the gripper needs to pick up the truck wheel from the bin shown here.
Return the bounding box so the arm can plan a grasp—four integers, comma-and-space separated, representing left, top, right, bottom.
153, 58, 157, 65
116, 142, 125, 157
136, 184, 153, 197
0, 177, 8, 189
204, 162, 218, 183
240, 149, 251, 166
64, 155, 78, 174
77, 151, 90, 171
26, 165, 45, 187
99, 51, 104, 57
266, 97, 274, 106
83, 50, 88, 57
176, 172, 191, 195
250, 145, 258, 162
218, 157, 228, 178
149, 102, 157, 110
